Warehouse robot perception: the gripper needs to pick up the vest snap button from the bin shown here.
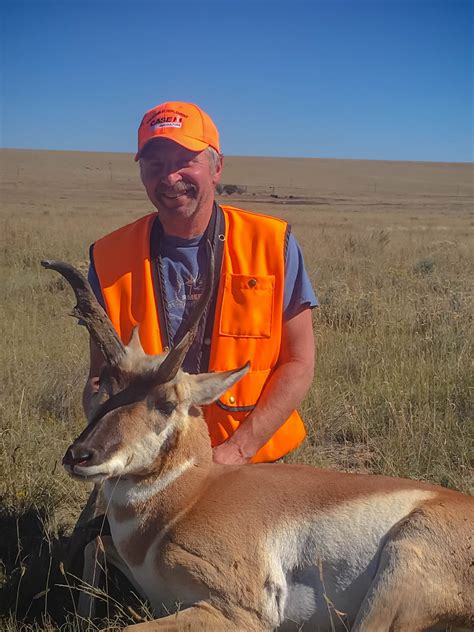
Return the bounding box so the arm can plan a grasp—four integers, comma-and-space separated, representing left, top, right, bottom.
229, 395, 236, 404
248, 278, 257, 288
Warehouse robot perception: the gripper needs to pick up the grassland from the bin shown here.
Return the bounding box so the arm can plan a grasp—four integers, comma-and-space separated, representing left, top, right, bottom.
0, 149, 473, 629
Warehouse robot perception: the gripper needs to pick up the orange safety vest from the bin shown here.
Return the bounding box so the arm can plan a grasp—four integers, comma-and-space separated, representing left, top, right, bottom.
92, 205, 306, 462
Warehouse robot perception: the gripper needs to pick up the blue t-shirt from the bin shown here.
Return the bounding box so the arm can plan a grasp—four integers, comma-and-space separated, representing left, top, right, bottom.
88, 229, 317, 372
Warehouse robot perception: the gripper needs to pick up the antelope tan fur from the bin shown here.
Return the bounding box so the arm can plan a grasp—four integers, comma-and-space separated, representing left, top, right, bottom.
43, 260, 474, 632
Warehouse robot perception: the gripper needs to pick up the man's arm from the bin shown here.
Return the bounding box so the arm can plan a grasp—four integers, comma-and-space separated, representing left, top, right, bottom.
212, 307, 315, 464
82, 337, 105, 419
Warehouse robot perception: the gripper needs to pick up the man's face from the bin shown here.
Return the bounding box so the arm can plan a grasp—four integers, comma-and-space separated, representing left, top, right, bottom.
139, 138, 222, 222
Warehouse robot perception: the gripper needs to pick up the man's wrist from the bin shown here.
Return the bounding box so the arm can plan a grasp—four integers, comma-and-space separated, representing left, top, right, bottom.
229, 420, 259, 460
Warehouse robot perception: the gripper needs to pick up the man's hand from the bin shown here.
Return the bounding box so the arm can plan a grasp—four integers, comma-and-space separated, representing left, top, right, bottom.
212, 441, 252, 465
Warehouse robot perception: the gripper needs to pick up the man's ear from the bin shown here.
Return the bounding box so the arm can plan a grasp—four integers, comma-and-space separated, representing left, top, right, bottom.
186, 362, 250, 405
212, 154, 224, 186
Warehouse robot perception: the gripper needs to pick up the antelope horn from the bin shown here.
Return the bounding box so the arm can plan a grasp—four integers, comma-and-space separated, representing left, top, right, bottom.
41, 260, 126, 366
156, 241, 215, 382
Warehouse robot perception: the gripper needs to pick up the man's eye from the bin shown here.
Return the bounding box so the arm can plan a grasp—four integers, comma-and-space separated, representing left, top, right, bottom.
155, 401, 177, 416
143, 160, 161, 171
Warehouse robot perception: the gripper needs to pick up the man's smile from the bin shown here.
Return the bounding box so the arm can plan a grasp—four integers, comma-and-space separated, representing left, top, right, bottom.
163, 191, 190, 199
157, 184, 197, 200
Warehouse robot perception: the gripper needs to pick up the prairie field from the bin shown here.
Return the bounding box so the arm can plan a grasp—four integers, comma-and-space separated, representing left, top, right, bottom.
0, 148, 473, 630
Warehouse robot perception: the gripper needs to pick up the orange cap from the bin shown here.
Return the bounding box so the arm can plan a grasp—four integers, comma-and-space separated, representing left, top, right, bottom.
135, 101, 220, 161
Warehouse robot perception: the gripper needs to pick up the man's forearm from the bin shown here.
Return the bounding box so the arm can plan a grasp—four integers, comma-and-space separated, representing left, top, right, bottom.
212, 308, 316, 464
229, 358, 314, 458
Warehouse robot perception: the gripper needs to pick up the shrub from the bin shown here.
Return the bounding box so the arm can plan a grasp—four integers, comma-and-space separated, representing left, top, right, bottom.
413, 257, 435, 275
221, 184, 245, 195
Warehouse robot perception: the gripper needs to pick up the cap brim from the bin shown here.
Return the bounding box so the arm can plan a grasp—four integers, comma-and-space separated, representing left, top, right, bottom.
135, 132, 210, 161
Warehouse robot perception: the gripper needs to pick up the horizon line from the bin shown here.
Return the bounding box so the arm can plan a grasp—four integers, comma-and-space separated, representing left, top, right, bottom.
1, 146, 473, 166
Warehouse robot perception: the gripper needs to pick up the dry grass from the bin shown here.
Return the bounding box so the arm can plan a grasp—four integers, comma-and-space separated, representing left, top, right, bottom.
0, 149, 473, 629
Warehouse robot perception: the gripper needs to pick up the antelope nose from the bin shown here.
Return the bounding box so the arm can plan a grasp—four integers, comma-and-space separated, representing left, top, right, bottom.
63, 444, 96, 467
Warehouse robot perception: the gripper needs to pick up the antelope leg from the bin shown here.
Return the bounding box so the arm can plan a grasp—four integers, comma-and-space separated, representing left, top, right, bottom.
123, 601, 268, 631
77, 537, 104, 622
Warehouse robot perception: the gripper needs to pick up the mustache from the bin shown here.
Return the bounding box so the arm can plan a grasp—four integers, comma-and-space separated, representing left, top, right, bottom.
156, 182, 197, 197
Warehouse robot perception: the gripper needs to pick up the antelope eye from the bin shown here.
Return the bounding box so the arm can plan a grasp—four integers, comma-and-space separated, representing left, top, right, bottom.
155, 401, 177, 417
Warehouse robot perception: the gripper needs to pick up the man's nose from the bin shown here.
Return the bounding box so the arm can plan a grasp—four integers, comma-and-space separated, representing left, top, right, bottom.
160, 170, 182, 186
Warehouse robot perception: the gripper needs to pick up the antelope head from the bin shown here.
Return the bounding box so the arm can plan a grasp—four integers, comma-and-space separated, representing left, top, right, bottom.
42, 258, 249, 484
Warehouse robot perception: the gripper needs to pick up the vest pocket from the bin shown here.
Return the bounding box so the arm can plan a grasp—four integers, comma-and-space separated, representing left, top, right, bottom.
219, 273, 275, 338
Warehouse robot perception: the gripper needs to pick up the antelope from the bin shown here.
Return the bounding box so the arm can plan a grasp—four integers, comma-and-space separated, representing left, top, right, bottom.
43, 259, 473, 632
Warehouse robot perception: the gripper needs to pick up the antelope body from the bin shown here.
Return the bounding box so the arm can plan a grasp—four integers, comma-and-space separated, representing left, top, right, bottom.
43, 260, 473, 632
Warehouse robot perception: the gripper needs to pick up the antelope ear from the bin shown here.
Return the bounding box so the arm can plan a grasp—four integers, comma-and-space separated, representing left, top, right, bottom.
187, 363, 250, 405
126, 327, 144, 353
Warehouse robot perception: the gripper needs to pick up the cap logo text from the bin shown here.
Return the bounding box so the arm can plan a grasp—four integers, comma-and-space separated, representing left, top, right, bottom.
149, 115, 183, 130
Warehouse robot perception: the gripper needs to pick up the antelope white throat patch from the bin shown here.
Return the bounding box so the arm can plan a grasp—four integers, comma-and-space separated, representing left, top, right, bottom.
126, 458, 195, 505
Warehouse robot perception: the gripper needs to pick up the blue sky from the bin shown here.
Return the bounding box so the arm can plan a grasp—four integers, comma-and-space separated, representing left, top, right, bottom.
1, 0, 473, 161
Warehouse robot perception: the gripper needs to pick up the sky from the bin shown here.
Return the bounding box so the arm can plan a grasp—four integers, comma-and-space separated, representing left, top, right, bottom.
1, 0, 473, 162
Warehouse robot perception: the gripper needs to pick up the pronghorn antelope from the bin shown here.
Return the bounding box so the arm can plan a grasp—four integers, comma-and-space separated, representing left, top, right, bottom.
43, 259, 473, 632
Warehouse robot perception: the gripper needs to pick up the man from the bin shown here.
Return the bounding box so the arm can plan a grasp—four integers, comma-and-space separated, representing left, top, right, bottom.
84, 101, 317, 464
